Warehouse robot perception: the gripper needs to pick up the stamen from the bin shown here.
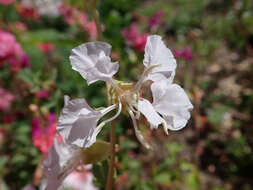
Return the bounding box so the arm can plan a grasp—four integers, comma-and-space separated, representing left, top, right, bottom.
133, 64, 161, 93
128, 109, 151, 150
162, 119, 169, 135
100, 104, 117, 115
107, 78, 123, 94
95, 101, 122, 136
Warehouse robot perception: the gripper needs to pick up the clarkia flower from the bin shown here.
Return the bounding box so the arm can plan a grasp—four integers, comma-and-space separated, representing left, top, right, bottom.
57, 35, 193, 150
42, 137, 83, 190
31, 113, 57, 154
121, 23, 148, 52
0, 0, 13, 5
173, 46, 193, 61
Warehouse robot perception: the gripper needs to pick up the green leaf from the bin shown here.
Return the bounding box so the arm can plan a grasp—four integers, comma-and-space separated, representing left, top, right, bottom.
81, 140, 111, 164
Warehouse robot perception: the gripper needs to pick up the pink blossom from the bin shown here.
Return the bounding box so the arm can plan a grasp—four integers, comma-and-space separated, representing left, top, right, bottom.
59, 3, 75, 25
0, 88, 14, 111
17, 3, 40, 21
0, 29, 30, 71
0, 29, 17, 59
121, 23, 139, 46
37, 42, 55, 53
182, 46, 193, 61
35, 89, 50, 99
85, 21, 98, 40
148, 10, 165, 30
121, 23, 148, 52
133, 34, 147, 52
9, 54, 30, 72
0, 0, 13, 5
173, 46, 193, 61
31, 113, 57, 155
63, 168, 98, 190
59, 3, 98, 39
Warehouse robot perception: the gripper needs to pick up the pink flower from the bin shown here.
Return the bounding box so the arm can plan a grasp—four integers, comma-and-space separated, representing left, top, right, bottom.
0, 29, 17, 59
37, 42, 55, 53
133, 34, 147, 52
148, 10, 165, 30
0, 0, 13, 5
35, 89, 50, 99
17, 3, 40, 21
85, 21, 98, 40
121, 23, 139, 46
173, 46, 193, 61
0, 88, 14, 111
121, 23, 148, 52
9, 54, 30, 72
59, 3, 98, 40
182, 46, 193, 61
0, 29, 30, 72
31, 113, 57, 155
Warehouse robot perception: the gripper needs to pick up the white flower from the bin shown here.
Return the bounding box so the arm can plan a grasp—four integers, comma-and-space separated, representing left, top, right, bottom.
70, 42, 119, 85
58, 34, 193, 150
57, 96, 121, 148
42, 137, 82, 190
138, 80, 193, 134
143, 35, 177, 82
22, 0, 62, 17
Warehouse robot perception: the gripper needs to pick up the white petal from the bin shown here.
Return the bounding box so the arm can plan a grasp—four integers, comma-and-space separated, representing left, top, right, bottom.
57, 97, 96, 143
143, 35, 177, 82
70, 42, 119, 85
137, 98, 163, 128
66, 113, 101, 148
43, 138, 81, 190
151, 81, 193, 130
57, 96, 116, 148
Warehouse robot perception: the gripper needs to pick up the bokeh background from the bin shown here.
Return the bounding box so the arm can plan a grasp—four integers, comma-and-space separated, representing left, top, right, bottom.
0, 0, 253, 189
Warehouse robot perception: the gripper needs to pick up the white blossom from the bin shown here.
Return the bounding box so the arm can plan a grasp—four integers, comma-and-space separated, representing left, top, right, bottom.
57, 34, 193, 150
57, 96, 121, 148
70, 42, 119, 85
42, 138, 82, 190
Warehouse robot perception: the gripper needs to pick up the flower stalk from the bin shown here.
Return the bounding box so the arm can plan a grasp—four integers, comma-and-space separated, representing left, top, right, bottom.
89, 1, 116, 189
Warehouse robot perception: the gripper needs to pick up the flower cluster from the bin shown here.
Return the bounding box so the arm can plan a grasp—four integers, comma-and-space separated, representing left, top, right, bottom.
121, 23, 148, 52
0, 0, 13, 5
0, 29, 30, 72
173, 46, 193, 61
59, 3, 98, 40
43, 35, 193, 189
31, 113, 57, 155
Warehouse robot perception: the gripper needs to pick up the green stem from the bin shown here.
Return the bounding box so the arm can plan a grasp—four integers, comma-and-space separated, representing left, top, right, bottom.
90, 0, 103, 41
105, 121, 116, 190
89, 1, 115, 189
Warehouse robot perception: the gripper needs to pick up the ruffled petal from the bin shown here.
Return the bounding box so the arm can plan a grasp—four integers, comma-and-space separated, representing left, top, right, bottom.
57, 96, 116, 148
70, 42, 119, 85
66, 112, 101, 148
43, 138, 81, 190
143, 35, 176, 83
151, 80, 193, 130
137, 98, 163, 128
57, 96, 97, 144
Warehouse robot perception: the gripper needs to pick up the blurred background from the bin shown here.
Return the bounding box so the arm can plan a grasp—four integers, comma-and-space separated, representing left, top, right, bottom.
0, 0, 253, 189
